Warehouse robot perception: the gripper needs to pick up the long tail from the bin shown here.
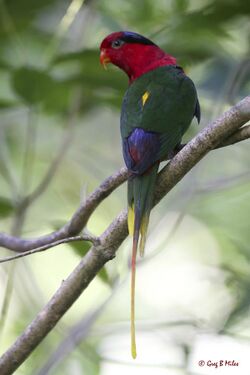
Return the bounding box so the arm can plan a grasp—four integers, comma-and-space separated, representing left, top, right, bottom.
127, 163, 158, 359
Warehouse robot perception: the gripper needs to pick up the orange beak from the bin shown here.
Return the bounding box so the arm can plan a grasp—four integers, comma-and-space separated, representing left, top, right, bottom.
100, 49, 111, 70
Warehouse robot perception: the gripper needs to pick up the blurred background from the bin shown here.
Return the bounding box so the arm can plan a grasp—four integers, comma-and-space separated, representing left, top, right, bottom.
0, 0, 250, 374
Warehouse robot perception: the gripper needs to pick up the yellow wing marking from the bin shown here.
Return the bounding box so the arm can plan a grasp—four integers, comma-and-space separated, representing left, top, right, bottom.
142, 91, 150, 106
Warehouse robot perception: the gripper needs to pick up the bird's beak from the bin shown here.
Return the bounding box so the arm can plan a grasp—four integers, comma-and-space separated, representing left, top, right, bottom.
100, 49, 111, 70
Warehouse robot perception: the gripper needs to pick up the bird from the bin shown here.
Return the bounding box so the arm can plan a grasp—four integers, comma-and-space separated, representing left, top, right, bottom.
100, 31, 200, 358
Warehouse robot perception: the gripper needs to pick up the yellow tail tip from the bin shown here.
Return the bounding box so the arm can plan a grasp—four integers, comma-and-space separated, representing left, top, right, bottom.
131, 343, 137, 359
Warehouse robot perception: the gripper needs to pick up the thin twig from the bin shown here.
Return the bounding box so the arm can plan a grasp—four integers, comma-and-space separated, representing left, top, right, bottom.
22, 121, 73, 207
44, 0, 86, 62
21, 108, 37, 194
227, 59, 250, 105
142, 209, 187, 263
0, 127, 19, 200
0, 263, 15, 337
0, 234, 99, 264
196, 170, 250, 194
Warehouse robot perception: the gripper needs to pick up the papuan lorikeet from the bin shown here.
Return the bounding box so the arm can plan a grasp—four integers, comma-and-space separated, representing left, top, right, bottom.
100, 31, 200, 358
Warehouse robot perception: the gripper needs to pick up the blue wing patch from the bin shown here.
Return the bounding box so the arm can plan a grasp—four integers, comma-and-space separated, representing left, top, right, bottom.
123, 127, 160, 174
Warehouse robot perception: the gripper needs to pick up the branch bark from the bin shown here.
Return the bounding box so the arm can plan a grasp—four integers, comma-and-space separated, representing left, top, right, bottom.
0, 96, 249, 374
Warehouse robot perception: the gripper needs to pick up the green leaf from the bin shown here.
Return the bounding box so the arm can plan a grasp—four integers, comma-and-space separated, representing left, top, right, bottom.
53, 49, 126, 111
0, 59, 12, 70
43, 80, 72, 114
11, 67, 56, 105
54, 49, 127, 91
11, 67, 72, 113
0, 197, 14, 218
172, 0, 188, 13
0, 0, 58, 34
53, 49, 99, 66
70, 240, 92, 258
0, 99, 19, 109
70, 240, 111, 286
98, 267, 110, 285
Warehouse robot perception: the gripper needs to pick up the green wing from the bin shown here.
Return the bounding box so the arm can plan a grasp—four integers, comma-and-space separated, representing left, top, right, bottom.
120, 65, 199, 161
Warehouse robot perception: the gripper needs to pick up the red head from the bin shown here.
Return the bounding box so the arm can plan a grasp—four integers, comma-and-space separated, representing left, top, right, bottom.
100, 31, 176, 83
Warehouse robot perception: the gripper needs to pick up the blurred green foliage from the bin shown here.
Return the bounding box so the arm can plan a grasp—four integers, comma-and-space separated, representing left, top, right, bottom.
0, 196, 14, 218
70, 240, 111, 285
0, 0, 249, 374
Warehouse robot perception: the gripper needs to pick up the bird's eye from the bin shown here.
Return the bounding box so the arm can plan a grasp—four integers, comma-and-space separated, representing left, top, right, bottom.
111, 39, 124, 49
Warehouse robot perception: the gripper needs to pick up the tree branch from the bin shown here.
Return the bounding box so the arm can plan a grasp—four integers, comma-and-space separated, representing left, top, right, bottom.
0, 96, 249, 374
